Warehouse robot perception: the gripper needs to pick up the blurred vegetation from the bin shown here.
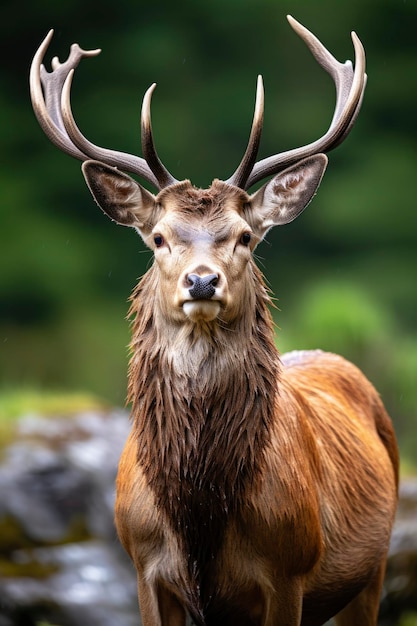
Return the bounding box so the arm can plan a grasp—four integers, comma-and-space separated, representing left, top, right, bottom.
0, 0, 416, 462
399, 614, 417, 626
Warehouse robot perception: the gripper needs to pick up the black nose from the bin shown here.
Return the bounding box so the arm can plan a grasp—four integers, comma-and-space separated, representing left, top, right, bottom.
187, 273, 218, 300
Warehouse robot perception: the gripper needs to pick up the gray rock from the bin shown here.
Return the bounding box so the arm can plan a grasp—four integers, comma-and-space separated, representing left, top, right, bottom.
0, 409, 139, 625
1, 541, 138, 625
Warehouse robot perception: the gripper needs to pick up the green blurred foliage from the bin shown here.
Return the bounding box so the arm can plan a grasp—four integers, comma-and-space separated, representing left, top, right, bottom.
0, 0, 416, 458
399, 613, 417, 626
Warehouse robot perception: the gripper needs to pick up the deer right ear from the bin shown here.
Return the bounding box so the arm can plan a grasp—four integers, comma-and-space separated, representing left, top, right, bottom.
248, 155, 328, 238
82, 160, 158, 236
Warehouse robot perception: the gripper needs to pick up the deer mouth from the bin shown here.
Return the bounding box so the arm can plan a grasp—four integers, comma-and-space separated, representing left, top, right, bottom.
182, 300, 221, 322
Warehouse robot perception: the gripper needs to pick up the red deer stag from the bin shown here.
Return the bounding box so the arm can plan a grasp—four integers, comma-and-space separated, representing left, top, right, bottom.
30, 16, 398, 626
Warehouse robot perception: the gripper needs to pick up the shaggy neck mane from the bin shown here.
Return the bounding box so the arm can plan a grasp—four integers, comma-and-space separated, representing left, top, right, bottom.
128, 259, 280, 619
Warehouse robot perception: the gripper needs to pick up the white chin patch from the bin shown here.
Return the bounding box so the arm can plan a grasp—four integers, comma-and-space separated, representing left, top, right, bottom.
183, 301, 221, 322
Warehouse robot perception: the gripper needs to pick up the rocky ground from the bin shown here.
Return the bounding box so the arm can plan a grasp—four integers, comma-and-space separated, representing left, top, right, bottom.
0, 409, 415, 625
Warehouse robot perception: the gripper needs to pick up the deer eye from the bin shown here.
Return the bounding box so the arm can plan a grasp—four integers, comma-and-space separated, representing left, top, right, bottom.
153, 234, 165, 248
240, 232, 252, 246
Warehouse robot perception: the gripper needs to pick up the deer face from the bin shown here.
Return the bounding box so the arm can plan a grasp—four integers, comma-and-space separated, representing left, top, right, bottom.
148, 182, 257, 324
82, 156, 327, 325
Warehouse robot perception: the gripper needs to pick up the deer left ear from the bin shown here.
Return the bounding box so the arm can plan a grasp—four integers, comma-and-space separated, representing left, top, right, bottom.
82, 160, 158, 235
248, 154, 328, 238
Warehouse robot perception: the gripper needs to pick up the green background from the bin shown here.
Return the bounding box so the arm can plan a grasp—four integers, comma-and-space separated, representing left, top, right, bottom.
1, 0, 416, 460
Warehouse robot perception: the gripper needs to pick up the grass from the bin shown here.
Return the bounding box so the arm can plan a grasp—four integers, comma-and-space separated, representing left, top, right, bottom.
400, 457, 417, 477
0, 388, 108, 447
400, 613, 417, 626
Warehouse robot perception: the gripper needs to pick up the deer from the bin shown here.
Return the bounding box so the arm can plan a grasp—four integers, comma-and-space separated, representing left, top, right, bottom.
30, 15, 398, 626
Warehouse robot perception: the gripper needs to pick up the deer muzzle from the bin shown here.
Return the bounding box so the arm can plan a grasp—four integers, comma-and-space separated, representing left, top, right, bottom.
178, 267, 225, 323
187, 273, 219, 300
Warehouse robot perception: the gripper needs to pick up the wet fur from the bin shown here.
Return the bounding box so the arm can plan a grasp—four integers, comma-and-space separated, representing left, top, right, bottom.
125, 260, 278, 621
116, 245, 398, 625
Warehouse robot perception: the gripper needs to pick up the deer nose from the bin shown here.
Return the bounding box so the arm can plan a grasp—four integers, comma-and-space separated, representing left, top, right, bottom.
187, 273, 218, 300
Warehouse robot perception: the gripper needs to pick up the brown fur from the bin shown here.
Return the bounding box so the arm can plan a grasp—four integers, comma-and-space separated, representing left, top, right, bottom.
125, 257, 279, 621
112, 182, 398, 626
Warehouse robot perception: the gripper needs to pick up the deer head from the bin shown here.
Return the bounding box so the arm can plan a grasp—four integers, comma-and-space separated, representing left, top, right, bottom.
81, 157, 327, 325
30, 16, 366, 326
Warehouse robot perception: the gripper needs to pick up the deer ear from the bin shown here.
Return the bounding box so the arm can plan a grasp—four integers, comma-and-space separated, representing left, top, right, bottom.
82, 160, 158, 236
248, 154, 328, 238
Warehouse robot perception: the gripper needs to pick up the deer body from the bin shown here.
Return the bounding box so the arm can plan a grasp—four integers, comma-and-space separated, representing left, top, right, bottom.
30, 16, 398, 626
112, 181, 398, 626
116, 351, 397, 626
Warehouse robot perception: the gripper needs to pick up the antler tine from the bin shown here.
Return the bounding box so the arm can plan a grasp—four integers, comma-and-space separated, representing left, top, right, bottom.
225, 75, 265, 189
327, 32, 368, 150
243, 16, 367, 190
141, 84, 178, 189
60, 70, 159, 188
29, 29, 98, 160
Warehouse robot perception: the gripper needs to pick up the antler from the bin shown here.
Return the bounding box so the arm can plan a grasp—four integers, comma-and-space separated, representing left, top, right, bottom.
226, 15, 367, 190
226, 75, 265, 190
31, 19, 366, 193
30, 30, 178, 190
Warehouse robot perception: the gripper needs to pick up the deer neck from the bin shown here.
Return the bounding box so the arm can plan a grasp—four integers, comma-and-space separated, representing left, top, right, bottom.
128, 262, 280, 439
127, 262, 280, 611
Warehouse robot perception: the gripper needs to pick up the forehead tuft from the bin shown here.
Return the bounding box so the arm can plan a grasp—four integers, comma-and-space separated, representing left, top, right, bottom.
156, 179, 250, 218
